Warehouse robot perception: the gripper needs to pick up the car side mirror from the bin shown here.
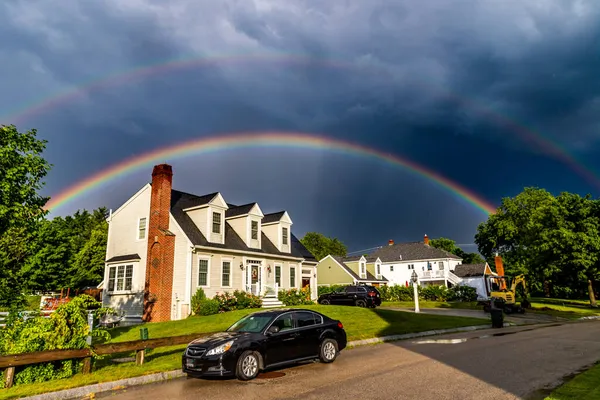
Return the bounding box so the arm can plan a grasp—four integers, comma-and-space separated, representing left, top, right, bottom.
266, 325, 280, 335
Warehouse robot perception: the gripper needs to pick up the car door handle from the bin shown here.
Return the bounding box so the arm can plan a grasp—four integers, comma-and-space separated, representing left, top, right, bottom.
283, 333, 300, 341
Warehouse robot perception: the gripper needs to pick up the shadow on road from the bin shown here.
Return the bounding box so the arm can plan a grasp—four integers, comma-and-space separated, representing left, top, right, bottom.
371, 307, 600, 399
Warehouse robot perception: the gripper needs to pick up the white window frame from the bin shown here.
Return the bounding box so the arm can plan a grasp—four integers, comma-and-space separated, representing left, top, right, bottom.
251, 220, 259, 240
390, 265, 394, 272
221, 258, 232, 287
107, 264, 134, 294
290, 265, 296, 287
212, 212, 221, 234
376, 263, 381, 278
198, 257, 211, 287
275, 264, 282, 286
137, 217, 147, 241
360, 262, 366, 279
282, 227, 288, 245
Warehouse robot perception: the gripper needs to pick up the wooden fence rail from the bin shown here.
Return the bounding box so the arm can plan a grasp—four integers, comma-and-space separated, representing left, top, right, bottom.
1, 331, 215, 389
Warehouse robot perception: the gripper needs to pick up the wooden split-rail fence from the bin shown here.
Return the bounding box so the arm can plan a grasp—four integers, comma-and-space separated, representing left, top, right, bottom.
0, 331, 215, 389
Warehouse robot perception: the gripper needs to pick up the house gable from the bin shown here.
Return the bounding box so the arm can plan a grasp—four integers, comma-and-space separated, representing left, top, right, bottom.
226, 203, 264, 250
262, 211, 293, 254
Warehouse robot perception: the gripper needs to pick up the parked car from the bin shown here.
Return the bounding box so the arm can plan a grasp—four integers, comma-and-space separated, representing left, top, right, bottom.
182, 308, 347, 381
318, 285, 382, 308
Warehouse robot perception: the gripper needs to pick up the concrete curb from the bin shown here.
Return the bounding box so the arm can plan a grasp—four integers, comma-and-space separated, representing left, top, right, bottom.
579, 315, 600, 320
20, 323, 505, 400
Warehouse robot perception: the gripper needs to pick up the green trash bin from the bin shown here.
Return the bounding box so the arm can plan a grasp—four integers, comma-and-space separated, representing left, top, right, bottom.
140, 327, 149, 340
490, 309, 504, 328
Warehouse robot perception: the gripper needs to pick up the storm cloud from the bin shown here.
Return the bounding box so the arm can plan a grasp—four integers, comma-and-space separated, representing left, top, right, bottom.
2, 0, 599, 250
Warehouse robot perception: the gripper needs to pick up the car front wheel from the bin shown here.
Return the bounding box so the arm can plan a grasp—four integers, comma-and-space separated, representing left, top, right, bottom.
319, 338, 338, 363
320, 299, 330, 305
235, 351, 260, 381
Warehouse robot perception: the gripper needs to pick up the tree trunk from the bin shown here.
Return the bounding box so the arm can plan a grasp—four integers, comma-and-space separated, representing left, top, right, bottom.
543, 280, 551, 298
588, 280, 598, 308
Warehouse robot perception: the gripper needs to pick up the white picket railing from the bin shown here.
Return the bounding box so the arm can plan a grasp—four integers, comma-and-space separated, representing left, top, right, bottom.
0, 310, 55, 327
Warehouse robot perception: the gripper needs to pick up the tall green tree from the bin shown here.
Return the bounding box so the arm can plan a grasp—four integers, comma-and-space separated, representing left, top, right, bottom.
300, 232, 348, 261
0, 125, 51, 306
429, 237, 485, 264
475, 187, 599, 305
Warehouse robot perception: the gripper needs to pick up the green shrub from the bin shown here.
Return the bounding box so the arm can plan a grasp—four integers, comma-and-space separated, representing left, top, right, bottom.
213, 290, 262, 312
196, 299, 220, 316
448, 285, 477, 302
191, 288, 207, 315
317, 285, 347, 297
419, 285, 449, 301
0, 294, 112, 387
278, 287, 314, 306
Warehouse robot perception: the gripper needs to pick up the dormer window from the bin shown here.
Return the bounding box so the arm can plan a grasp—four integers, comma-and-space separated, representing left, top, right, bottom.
282, 227, 288, 245
376, 263, 381, 277
212, 212, 221, 234
251, 220, 258, 240
360, 262, 366, 278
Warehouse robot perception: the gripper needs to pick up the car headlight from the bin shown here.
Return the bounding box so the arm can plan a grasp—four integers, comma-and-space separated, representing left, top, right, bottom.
205, 340, 234, 356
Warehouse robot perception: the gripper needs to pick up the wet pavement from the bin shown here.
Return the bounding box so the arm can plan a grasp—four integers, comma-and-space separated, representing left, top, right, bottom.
384, 306, 569, 325
96, 320, 600, 400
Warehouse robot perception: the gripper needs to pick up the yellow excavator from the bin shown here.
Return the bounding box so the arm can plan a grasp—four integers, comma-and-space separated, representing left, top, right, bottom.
481, 274, 531, 314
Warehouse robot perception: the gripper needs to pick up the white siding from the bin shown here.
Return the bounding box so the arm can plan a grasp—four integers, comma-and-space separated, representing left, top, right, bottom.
187, 208, 208, 238
170, 215, 191, 320
281, 223, 291, 253
227, 217, 247, 243
103, 185, 151, 317
382, 258, 462, 286
262, 224, 279, 251
208, 206, 225, 244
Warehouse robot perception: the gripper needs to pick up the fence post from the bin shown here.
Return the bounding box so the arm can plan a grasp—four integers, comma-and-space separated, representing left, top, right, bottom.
137, 327, 149, 365
82, 311, 94, 374
5, 367, 15, 388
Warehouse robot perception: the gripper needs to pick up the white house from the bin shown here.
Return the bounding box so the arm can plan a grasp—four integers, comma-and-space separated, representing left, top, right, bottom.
100, 164, 318, 324
453, 262, 498, 300
368, 236, 464, 287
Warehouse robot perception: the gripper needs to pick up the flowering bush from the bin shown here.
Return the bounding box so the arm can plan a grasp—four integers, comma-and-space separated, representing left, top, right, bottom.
213, 290, 262, 312
278, 287, 314, 306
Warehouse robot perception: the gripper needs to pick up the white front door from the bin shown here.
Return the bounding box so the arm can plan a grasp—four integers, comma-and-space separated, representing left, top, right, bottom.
247, 264, 261, 296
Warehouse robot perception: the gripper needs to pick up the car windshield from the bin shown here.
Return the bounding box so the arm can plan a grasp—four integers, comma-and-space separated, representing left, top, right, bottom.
226, 314, 274, 333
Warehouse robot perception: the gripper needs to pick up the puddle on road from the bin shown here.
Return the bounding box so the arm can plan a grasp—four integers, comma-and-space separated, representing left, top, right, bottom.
256, 371, 286, 379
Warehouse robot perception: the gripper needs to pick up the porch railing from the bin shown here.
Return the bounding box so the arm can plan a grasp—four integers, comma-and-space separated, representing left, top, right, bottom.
419, 270, 446, 280
262, 283, 280, 297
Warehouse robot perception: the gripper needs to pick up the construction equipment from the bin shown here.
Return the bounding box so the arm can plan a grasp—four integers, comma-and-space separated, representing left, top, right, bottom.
481, 274, 531, 314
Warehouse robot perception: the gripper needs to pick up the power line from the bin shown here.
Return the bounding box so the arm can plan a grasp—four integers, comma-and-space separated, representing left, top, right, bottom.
347, 246, 383, 256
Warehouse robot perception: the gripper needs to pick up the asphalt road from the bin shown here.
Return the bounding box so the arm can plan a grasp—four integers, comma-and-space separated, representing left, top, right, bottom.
385, 307, 570, 325
98, 321, 600, 400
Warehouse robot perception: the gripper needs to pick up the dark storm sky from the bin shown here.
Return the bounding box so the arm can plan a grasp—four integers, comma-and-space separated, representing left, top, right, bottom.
2, 0, 600, 253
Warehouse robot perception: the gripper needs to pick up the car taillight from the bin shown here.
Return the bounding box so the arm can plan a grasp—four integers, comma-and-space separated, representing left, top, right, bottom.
368, 291, 376, 297
337, 321, 344, 329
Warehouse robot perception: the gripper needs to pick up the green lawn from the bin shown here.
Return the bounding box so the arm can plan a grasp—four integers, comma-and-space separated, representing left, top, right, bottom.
0, 305, 488, 400
545, 362, 600, 400
381, 299, 600, 320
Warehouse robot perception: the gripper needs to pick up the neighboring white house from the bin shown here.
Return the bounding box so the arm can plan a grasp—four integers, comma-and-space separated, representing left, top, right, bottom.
100, 164, 318, 324
367, 236, 463, 288
453, 262, 497, 300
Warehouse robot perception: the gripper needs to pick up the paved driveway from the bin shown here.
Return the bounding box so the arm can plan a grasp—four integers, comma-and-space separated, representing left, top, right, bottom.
98, 320, 600, 400
384, 306, 570, 325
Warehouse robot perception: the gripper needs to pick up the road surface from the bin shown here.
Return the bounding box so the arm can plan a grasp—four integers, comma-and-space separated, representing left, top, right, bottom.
98, 321, 600, 400
384, 306, 570, 325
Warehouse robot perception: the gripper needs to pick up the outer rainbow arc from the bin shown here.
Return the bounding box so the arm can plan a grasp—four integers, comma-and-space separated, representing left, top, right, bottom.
4, 53, 599, 190
44, 131, 497, 216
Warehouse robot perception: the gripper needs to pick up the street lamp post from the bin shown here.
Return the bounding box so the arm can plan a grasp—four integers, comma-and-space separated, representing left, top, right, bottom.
411, 270, 420, 313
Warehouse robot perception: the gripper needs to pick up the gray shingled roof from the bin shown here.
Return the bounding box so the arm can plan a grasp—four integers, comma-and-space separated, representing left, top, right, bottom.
367, 242, 462, 262
106, 253, 141, 263
225, 203, 257, 218
262, 211, 286, 224
342, 255, 379, 263
453, 263, 487, 277
170, 190, 315, 261
332, 257, 388, 283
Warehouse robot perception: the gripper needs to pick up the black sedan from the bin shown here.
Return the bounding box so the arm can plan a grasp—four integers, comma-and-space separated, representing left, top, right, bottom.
182, 308, 347, 381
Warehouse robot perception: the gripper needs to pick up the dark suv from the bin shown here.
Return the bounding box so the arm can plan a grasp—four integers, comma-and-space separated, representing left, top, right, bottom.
318, 285, 382, 308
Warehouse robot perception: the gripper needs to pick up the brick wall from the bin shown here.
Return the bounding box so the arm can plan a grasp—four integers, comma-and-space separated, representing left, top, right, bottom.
143, 164, 176, 323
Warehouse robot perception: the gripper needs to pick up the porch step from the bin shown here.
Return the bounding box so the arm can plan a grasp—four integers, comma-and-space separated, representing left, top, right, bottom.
262, 296, 284, 309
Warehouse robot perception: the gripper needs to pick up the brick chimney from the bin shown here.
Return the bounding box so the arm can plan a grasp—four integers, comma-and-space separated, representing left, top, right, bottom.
424, 234, 429, 246
388, 239, 394, 246
494, 253, 506, 289
144, 164, 176, 323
